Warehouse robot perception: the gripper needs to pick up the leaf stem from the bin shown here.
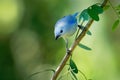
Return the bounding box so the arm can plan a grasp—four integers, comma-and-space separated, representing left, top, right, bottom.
108, 0, 120, 19
78, 70, 87, 80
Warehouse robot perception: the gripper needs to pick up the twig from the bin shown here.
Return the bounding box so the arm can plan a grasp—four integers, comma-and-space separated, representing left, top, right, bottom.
51, 0, 108, 80
108, 0, 120, 18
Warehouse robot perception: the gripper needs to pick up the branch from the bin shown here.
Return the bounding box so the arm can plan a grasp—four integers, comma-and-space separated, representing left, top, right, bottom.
51, 0, 108, 80
108, 0, 120, 18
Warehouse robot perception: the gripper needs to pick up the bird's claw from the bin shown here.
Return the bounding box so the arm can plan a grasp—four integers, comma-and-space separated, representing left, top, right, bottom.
66, 48, 71, 54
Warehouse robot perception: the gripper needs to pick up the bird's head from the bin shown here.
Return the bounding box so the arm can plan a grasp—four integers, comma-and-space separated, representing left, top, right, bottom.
54, 23, 65, 40
54, 13, 78, 40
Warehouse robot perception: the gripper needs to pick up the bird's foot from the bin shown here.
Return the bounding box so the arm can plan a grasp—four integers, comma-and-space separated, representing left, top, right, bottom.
66, 48, 71, 55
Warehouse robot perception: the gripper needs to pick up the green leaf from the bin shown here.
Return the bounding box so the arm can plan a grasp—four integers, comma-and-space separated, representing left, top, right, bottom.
112, 19, 120, 30
87, 4, 103, 21
70, 70, 78, 80
92, 4, 103, 14
79, 9, 90, 22
87, 30, 92, 35
78, 43, 92, 51
103, 5, 110, 11
70, 59, 78, 74
87, 7, 99, 21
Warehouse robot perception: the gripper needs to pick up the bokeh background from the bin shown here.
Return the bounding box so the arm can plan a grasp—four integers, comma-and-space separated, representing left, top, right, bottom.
0, 0, 120, 80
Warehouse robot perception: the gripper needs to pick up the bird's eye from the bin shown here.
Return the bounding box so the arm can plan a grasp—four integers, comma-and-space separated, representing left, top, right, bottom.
60, 30, 63, 33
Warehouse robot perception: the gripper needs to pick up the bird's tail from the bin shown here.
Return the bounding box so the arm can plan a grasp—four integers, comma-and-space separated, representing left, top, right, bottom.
72, 12, 79, 17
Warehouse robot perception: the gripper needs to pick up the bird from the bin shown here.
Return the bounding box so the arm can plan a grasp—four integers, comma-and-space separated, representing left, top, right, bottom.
54, 12, 78, 50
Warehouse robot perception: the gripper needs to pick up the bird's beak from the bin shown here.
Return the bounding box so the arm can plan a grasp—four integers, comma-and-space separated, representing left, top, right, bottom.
55, 35, 61, 40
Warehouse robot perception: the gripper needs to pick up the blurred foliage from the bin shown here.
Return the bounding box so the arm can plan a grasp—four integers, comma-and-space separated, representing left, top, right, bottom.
0, 0, 120, 80
0, 40, 18, 80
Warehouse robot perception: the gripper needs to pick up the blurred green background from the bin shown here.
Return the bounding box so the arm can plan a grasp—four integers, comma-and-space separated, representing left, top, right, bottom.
0, 0, 120, 80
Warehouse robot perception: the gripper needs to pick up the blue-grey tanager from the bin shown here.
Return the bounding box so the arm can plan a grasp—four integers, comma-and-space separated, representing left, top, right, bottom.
54, 13, 79, 50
